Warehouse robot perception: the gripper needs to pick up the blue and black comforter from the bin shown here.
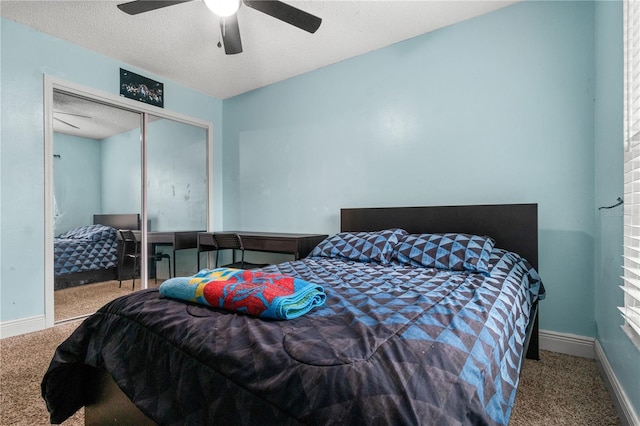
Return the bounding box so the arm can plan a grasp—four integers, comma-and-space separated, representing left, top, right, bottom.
54, 224, 118, 277
42, 249, 544, 425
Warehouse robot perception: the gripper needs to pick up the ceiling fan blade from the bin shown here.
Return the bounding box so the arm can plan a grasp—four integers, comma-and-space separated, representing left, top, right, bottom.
54, 111, 91, 119
220, 14, 243, 55
117, 0, 192, 15
243, 0, 321, 33
54, 117, 80, 130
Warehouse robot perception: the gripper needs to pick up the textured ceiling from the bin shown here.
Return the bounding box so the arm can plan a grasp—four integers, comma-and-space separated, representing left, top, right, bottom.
1, 0, 516, 100
53, 91, 144, 139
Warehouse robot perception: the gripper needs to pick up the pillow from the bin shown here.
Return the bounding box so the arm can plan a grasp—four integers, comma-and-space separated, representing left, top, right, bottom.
310, 228, 408, 264
393, 233, 495, 274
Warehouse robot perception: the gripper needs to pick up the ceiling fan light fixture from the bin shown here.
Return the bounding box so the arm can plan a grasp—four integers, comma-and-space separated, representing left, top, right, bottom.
203, 0, 240, 17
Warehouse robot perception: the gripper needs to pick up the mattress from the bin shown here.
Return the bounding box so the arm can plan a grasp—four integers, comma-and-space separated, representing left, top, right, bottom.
42, 248, 544, 425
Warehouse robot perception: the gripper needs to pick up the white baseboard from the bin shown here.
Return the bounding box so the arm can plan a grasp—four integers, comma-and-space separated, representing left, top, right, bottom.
595, 341, 640, 426
539, 328, 596, 358
0, 315, 46, 339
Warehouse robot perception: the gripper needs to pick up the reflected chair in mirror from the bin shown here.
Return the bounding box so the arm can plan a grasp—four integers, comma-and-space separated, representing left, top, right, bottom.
118, 229, 172, 290
212, 233, 268, 270
197, 235, 217, 271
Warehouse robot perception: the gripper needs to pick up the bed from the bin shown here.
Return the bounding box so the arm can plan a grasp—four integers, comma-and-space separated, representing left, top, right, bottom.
42, 204, 544, 425
54, 214, 140, 290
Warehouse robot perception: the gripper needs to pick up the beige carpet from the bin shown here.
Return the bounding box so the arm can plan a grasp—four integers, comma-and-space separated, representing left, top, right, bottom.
0, 321, 84, 426
0, 313, 622, 425
510, 351, 621, 426
54, 279, 161, 322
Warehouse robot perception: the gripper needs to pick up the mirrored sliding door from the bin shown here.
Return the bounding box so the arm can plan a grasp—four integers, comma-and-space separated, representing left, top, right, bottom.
52, 90, 142, 322
146, 115, 208, 282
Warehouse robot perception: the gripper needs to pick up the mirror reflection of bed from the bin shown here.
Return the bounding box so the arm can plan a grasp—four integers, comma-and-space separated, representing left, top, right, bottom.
53, 214, 147, 322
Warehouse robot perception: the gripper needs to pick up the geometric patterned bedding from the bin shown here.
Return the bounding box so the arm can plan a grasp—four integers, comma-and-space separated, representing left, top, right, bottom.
53, 224, 118, 277
42, 248, 544, 425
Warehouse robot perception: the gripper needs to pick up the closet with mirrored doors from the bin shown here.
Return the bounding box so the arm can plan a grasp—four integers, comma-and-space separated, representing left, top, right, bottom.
44, 77, 212, 326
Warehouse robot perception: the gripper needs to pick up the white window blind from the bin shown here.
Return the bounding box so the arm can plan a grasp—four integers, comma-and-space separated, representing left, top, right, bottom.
622, 0, 640, 348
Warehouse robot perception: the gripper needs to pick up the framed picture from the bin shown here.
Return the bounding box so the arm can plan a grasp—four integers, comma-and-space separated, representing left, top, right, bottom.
119, 68, 164, 108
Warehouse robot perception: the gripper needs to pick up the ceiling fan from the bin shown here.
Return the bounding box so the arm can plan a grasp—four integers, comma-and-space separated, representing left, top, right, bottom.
53, 111, 91, 130
116, 0, 322, 55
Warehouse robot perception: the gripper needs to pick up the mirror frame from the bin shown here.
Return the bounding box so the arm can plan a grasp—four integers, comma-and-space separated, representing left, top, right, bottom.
44, 75, 214, 327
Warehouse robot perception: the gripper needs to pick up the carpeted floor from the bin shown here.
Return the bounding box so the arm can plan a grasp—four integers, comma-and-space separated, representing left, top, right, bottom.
0, 288, 622, 425
54, 279, 160, 322
510, 351, 621, 426
1, 321, 84, 426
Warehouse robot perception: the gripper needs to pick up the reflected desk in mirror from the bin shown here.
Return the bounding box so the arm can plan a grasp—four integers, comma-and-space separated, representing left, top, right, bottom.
119, 230, 203, 280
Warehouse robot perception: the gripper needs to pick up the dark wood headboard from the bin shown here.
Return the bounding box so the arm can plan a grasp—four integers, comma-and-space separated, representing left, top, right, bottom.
93, 214, 140, 230
341, 204, 538, 269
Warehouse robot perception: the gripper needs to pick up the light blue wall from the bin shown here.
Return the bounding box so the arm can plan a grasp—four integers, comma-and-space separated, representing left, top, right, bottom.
53, 133, 102, 235
224, 1, 596, 337
594, 0, 640, 414
99, 120, 208, 234
0, 18, 223, 322
146, 119, 208, 232
101, 128, 141, 214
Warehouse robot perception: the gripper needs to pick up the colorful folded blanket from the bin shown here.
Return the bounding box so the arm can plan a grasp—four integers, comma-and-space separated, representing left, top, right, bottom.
159, 268, 326, 320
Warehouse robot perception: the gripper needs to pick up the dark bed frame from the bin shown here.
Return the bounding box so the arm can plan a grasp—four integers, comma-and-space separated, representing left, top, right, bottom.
54, 214, 140, 290
84, 204, 540, 425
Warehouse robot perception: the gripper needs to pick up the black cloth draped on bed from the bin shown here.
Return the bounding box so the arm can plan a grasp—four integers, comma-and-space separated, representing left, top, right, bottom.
42, 246, 544, 425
